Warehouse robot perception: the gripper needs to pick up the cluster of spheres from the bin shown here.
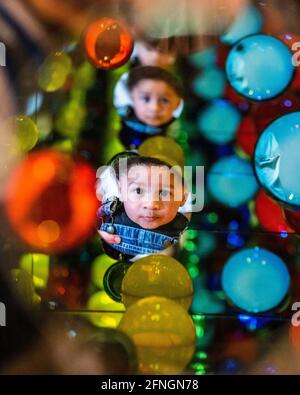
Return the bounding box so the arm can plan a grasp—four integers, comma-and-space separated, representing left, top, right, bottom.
5, 5, 300, 374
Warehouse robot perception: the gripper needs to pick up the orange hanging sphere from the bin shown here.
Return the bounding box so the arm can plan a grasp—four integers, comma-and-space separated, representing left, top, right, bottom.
83, 17, 134, 70
5, 149, 98, 253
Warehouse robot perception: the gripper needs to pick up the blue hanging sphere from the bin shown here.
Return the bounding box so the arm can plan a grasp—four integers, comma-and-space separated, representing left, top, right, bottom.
254, 111, 300, 209
221, 4, 263, 45
197, 99, 241, 144
222, 247, 290, 313
188, 47, 217, 69
193, 68, 226, 100
207, 155, 258, 208
226, 34, 295, 101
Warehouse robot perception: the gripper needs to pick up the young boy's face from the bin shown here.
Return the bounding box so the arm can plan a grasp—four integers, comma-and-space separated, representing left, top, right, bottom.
130, 79, 181, 127
119, 164, 185, 229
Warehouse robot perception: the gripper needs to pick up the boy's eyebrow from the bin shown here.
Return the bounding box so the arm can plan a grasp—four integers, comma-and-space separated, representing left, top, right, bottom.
136, 89, 173, 98
127, 179, 147, 186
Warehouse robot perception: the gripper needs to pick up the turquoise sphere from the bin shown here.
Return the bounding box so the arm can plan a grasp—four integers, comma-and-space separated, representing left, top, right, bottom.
255, 111, 300, 209
226, 34, 294, 101
222, 247, 290, 313
207, 155, 258, 208
197, 99, 241, 144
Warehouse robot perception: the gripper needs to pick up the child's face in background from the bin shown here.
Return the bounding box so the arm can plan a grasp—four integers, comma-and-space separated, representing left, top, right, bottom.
130, 79, 181, 127
119, 165, 185, 229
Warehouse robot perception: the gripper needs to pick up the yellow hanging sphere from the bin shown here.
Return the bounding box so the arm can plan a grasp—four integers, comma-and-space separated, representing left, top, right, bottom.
19, 253, 50, 289
14, 115, 39, 152
55, 100, 86, 138
90, 254, 117, 289
118, 296, 196, 374
38, 52, 72, 92
122, 254, 193, 309
86, 290, 125, 328
138, 136, 185, 169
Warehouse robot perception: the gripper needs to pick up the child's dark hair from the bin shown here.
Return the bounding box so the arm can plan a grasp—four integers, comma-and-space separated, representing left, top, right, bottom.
127, 66, 183, 98
112, 155, 184, 186
112, 156, 170, 180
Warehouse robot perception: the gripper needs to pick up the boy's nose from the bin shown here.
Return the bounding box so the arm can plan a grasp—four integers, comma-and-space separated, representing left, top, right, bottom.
148, 100, 160, 112
143, 199, 160, 210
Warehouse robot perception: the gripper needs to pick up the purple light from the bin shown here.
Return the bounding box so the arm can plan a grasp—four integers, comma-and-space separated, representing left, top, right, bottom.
283, 100, 293, 108
266, 366, 276, 374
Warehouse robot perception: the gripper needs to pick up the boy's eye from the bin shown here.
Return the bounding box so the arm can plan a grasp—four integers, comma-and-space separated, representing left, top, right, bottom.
160, 97, 170, 105
140, 95, 151, 103
135, 187, 143, 195
159, 190, 171, 199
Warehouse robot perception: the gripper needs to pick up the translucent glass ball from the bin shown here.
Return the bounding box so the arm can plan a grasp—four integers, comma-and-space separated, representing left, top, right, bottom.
222, 247, 290, 313
226, 34, 294, 101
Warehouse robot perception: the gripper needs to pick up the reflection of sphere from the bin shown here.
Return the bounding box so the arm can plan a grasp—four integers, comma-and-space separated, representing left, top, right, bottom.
254, 112, 300, 209
207, 155, 258, 208
138, 136, 184, 168
222, 247, 290, 313
83, 18, 133, 70
5, 149, 98, 253
222, 333, 258, 364
15, 115, 39, 152
118, 296, 196, 374
226, 34, 294, 101
255, 190, 289, 233
236, 116, 258, 156
87, 290, 125, 328
122, 255, 193, 309
87, 328, 137, 374
38, 52, 72, 92
197, 99, 241, 144
104, 261, 132, 303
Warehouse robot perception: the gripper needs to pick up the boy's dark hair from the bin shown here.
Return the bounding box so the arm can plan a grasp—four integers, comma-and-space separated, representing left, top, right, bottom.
127, 66, 183, 98
113, 155, 171, 180
112, 155, 184, 187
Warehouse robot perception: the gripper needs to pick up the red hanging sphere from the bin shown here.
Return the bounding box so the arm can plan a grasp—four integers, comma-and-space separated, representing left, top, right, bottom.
251, 93, 300, 134
224, 85, 250, 112
83, 17, 134, 70
255, 190, 290, 233
5, 149, 99, 253
235, 116, 258, 157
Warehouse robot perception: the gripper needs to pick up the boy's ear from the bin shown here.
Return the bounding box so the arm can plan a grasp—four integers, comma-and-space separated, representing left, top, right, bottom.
117, 179, 124, 202
180, 190, 188, 207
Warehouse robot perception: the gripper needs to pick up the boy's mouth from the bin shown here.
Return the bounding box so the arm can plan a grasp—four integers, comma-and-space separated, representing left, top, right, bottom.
141, 215, 159, 222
